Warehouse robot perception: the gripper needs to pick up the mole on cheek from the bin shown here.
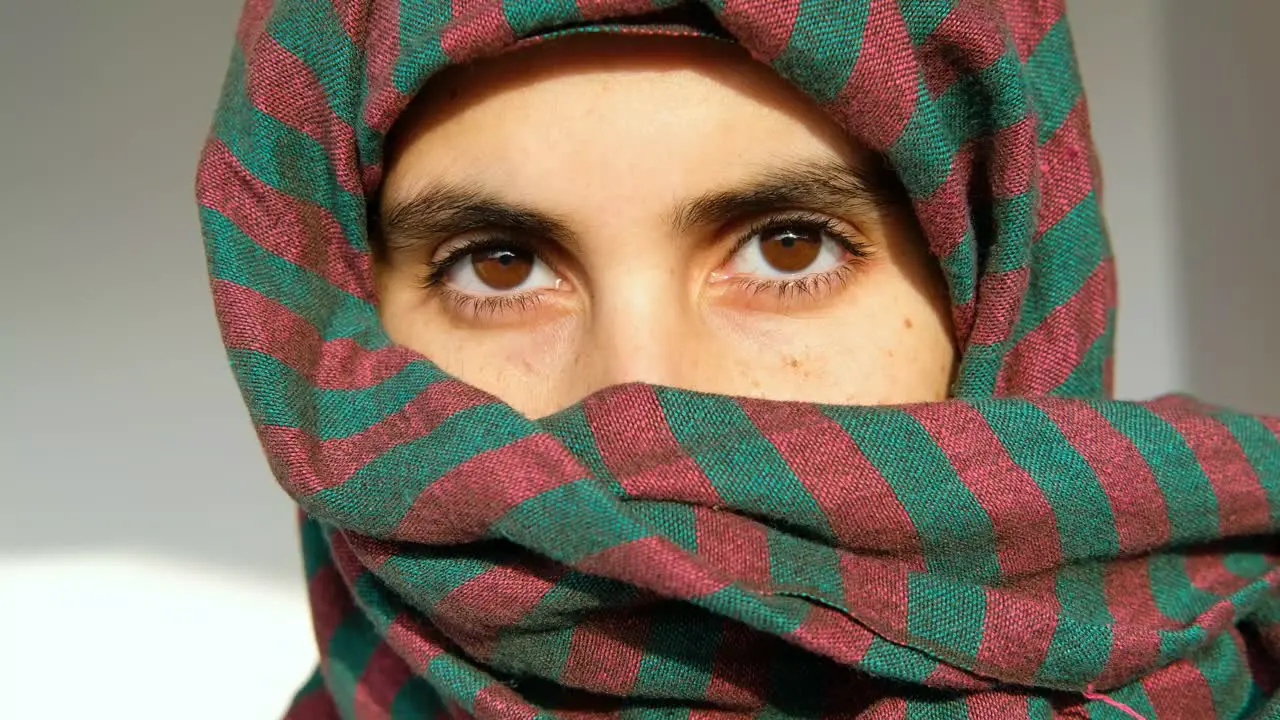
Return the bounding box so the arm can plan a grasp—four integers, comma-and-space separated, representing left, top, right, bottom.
903, 317, 914, 330
782, 355, 815, 380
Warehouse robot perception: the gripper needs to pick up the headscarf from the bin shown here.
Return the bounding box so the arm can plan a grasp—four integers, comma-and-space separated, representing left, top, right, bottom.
196, 1, 1280, 717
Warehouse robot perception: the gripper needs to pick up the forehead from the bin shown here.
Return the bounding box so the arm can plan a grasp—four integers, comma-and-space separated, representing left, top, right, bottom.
380, 33, 865, 216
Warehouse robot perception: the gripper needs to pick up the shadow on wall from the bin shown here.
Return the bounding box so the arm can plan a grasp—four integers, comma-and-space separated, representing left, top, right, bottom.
1165, 2, 1280, 414
0, 0, 303, 584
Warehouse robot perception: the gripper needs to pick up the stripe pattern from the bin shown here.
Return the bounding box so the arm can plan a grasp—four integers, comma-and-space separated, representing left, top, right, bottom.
196, 1, 1280, 717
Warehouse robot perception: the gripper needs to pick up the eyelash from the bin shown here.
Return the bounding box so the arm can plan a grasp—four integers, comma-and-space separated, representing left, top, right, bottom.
417, 213, 871, 317
432, 291, 545, 319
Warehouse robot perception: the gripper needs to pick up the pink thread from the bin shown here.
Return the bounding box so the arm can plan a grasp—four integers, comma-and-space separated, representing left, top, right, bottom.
1084, 684, 1149, 720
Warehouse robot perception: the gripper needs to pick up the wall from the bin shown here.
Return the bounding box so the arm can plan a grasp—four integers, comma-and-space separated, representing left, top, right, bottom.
0, 1, 313, 716
1070, 0, 1280, 413
1069, 0, 1183, 401
1165, 1, 1280, 414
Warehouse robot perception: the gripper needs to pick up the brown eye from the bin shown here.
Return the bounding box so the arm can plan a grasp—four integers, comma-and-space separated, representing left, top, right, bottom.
471, 247, 534, 290
758, 227, 822, 273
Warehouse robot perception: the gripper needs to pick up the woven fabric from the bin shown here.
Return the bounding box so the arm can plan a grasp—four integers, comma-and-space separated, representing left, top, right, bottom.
195, 1, 1280, 718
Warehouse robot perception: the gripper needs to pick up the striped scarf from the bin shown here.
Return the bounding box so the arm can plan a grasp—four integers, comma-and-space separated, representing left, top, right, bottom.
196, 1, 1280, 717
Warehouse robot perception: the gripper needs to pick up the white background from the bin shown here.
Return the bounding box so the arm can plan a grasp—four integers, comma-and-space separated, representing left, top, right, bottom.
2, 1, 1277, 717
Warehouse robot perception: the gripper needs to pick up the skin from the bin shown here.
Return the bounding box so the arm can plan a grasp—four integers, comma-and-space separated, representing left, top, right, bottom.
374, 34, 955, 419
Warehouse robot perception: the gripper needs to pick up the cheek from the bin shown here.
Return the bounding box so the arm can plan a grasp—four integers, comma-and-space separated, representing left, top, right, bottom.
372, 244, 956, 414
380, 310, 578, 417
862, 295, 955, 402
716, 272, 955, 405
731, 330, 951, 405
840, 274, 955, 402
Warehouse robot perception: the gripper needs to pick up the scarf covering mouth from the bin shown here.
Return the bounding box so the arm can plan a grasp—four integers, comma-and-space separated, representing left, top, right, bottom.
196, 0, 1280, 717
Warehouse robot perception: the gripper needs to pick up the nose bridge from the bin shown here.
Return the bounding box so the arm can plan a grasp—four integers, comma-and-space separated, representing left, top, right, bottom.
582, 267, 689, 390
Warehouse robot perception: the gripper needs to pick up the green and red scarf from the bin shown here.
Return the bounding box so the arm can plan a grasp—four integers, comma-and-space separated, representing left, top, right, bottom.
196, 1, 1280, 717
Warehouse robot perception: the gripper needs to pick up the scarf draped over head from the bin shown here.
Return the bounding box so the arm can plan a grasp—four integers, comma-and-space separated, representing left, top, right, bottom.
196, 0, 1280, 717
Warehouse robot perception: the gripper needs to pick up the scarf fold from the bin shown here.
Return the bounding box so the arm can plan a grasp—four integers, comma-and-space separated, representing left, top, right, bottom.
196, 0, 1280, 717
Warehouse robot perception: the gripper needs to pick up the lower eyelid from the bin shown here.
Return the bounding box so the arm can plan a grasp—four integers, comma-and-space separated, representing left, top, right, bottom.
438, 286, 548, 319
725, 260, 861, 303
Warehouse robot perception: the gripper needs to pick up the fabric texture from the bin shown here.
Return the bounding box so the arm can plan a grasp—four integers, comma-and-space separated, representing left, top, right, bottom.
195, 0, 1280, 717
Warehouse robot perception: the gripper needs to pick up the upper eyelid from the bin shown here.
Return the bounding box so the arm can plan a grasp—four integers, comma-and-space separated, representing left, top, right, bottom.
425, 211, 870, 280
733, 213, 871, 254
425, 233, 587, 297
424, 234, 549, 285
432, 233, 535, 261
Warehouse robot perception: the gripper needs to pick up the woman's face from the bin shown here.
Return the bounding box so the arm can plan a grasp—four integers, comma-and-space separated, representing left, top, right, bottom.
375, 34, 955, 419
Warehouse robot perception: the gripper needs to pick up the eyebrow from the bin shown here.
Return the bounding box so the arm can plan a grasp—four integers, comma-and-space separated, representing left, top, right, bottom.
667, 158, 901, 234
374, 158, 902, 255
375, 186, 576, 255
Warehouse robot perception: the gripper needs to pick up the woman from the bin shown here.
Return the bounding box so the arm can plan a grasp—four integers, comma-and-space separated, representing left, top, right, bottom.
197, 1, 1279, 717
